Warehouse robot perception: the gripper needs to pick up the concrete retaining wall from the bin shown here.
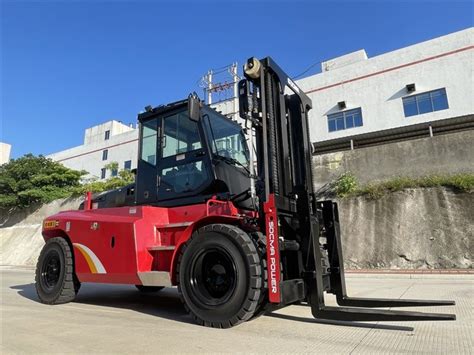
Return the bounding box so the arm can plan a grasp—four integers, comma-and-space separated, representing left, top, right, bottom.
338, 187, 473, 269
0, 198, 82, 266
1, 189, 472, 269
312, 130, 474, 191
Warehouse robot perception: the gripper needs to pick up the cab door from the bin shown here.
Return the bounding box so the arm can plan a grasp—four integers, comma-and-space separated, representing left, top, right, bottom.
156, 109, 213, 203
135, 117, 160, 205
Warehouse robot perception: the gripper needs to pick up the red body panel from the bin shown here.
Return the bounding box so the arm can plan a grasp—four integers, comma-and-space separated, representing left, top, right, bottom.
42, 199, 254, 286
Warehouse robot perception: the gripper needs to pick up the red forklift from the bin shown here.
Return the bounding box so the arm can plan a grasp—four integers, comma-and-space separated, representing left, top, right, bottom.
36, 57, 455, 328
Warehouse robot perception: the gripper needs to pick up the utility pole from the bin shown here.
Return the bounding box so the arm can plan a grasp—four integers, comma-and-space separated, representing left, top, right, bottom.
206, 70, 213, 105
230, 62, 239, 121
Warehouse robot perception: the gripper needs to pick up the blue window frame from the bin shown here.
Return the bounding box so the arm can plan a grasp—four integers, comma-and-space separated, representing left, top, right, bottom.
111, 168, 118, 177
328, 108, 363, 132
102, 149, 108, 161
100, 168, 106, 179
124, 160, 132, 170
403, 88, 449, 117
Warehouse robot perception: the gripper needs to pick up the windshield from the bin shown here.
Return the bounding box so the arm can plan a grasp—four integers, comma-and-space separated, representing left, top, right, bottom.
204, 111, 249, 167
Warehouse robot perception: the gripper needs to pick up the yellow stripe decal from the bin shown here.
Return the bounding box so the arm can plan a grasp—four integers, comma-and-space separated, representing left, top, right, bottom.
73, 243, 106, 274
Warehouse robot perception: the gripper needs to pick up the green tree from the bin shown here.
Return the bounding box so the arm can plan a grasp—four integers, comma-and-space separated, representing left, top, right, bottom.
104, 161, 119, 175
104, 161, 134, 184
118, 168, 135, 183
0, 154, 84, 208
71, 161, 135, 196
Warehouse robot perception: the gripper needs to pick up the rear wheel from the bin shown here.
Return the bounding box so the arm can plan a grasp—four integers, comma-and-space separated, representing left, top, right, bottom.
35, 237, 80, 304
177, 224, 263, 328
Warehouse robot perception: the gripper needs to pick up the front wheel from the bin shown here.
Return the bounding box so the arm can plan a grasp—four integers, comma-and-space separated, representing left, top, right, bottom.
177, 224, 264, 328
35, 237, 80, 304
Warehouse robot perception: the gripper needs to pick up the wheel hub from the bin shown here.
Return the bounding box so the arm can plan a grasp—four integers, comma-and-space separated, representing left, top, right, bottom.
191, 248, 237, 305
41, 251, 61, 290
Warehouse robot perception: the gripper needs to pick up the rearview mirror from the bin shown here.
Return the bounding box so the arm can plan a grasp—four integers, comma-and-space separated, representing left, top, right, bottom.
188, 93, 201, 121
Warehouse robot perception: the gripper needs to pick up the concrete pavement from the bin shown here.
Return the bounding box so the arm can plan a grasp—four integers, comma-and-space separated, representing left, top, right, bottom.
1, 267, 472, 354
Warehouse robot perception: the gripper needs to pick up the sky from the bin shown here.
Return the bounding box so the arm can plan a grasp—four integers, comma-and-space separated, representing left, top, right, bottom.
1, 0, 472, 158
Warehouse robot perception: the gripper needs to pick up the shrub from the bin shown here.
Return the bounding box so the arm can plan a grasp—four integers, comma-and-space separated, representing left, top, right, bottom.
334, 172, 358, 197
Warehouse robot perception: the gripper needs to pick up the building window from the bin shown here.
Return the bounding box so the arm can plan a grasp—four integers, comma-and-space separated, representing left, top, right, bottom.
403, 88, 449, 117
111, 168, 118, 177
101, 168, 106, 179
102, 149, 108, 160
124, 160, 132, 170
328, 108, 363, 132
104, 130, 110, 140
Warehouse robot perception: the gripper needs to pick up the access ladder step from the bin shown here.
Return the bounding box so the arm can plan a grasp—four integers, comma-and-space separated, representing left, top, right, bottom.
148, 246, 175, 251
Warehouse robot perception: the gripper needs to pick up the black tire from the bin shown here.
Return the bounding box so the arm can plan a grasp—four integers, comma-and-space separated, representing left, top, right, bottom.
249, 232, 270, 318
135, 285, 164, 293
35, 237, 80, 304
177, 224, 263, 328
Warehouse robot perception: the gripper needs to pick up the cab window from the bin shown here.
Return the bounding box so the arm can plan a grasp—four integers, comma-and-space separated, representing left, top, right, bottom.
162, 112, 202, 158
140, 118, 158, 165
203, 112, 249, 167
161, 161, 209, 193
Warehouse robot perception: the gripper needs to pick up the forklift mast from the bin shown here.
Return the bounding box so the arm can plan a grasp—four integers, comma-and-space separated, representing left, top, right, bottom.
239, 57, 455, 321
239, 58, 316, 304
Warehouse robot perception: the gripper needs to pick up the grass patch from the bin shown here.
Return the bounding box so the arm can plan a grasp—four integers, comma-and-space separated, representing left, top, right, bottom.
334, 173, 474, 199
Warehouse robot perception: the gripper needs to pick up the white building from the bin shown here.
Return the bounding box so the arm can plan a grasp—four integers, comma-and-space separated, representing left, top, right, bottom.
213, 28, 473, 152
48, 27, 473, 176
297, 27, 473, 151
0, 142, 12, 165
47, 121, 138, 180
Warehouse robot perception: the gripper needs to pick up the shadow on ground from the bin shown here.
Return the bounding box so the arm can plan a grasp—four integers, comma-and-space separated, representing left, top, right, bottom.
11, 282, 193, 325
267, 312, 414, 331
12, 282, 413, 331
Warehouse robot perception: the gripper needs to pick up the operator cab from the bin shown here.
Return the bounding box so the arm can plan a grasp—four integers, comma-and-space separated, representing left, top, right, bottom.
135, 95, 253, 209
